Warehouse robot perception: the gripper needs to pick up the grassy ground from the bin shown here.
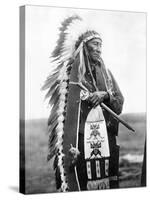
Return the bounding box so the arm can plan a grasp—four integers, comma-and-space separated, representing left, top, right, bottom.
23, 113, 146, 194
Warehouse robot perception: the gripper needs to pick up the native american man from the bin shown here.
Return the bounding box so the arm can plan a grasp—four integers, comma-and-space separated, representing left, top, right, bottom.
42, 16, 124, 192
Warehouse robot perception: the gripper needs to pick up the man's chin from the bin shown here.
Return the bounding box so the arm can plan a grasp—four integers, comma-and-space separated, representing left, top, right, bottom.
91, 56, 100, 63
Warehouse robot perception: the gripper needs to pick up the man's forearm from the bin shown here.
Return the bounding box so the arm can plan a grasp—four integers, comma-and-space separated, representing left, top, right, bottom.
105, 91, 124, 115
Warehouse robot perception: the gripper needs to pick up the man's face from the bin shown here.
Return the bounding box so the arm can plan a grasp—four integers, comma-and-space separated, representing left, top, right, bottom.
86, 38, 102, 63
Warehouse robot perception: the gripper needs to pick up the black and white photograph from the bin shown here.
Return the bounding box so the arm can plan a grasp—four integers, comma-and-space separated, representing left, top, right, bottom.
19, 5, 146, 194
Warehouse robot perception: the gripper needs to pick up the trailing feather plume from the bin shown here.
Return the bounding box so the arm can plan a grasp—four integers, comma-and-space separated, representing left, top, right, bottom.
42, 15, 102, 192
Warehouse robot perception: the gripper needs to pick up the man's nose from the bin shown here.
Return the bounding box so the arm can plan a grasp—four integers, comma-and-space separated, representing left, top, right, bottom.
93, 45, 101, 52
94, 47, 101, 54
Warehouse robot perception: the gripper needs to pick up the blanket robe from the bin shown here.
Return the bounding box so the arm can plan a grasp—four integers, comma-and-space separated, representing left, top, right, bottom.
76, 63, 124, 190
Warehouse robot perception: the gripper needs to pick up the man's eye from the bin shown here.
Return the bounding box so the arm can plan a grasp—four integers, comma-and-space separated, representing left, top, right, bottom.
93, 42, 101, 46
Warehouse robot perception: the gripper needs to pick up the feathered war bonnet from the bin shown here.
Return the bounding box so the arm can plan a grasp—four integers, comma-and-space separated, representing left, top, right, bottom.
42, 15, 102, 191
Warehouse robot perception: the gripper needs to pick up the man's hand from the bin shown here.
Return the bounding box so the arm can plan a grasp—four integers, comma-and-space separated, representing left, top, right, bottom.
89, 91, 108, 108
68, 144, 80, 166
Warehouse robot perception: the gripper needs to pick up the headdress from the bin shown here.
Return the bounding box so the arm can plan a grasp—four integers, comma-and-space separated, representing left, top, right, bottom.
42, 15, 113, 191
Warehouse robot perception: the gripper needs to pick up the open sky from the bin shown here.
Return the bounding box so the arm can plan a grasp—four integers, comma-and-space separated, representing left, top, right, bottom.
25, 5, 146, 119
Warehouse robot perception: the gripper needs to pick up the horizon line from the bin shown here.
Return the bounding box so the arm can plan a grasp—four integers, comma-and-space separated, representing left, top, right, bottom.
23, 111, 146, 121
